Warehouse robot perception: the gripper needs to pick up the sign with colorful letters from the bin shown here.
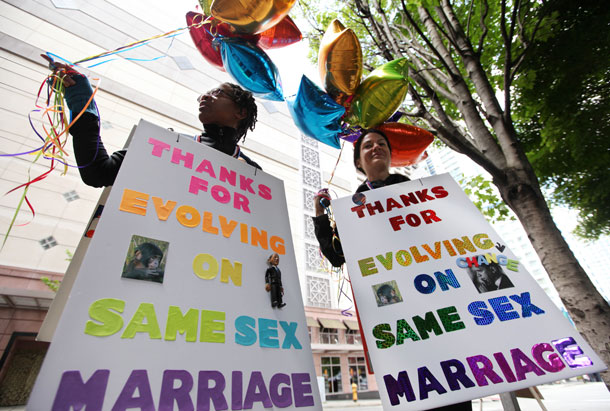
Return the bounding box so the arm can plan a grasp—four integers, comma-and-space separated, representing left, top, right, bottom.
29, 120, 321, 410
332, 174, 605, 409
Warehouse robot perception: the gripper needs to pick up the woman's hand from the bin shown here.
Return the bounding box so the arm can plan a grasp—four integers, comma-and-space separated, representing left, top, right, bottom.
314, 189, 331, 217
41, 54, 77, 87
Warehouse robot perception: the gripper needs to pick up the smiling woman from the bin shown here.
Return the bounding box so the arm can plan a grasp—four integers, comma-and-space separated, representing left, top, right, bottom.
311, 129, 410, 268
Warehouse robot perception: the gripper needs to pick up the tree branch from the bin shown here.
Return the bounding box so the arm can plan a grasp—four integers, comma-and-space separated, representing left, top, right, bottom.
407, 81, 505, 180
374, 0, 403, 56
476, 0, 490, 55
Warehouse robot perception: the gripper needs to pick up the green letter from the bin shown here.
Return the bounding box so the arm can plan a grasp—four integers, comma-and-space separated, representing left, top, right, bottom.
437, 306, 466, 333
372, 323, 395, 349
201, 310, 225, 343
121, 303, 162, 339
396, 319, 420, 345
412, 312, 443, 340
84, 298, 125, 337
358, 257, 378, 277
165, 306, 199, 342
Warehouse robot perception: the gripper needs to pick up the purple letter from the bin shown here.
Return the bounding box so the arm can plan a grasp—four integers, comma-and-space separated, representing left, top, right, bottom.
243, 371, 272, 409
111, 370, 154, 410
511, 348, 545, 380
552, 337, 594, 368
269, 373, 292, 407
197, 371, 228, 411
159, 370, 194, 411
52, 369, 109, 411
466, 355, 503, 386
418, 367, 447, 400
440, 359, 475, 391
383, 371, 416, 405
291, 373, 314, 407
532, 343, 566, 373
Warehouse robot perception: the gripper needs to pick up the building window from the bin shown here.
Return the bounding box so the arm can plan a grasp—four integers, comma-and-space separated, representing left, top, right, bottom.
301, 135, 319, 148
62, 190, 80, 202
261, 101, 278, 114
321, 356, 342, 394
346, 329, 361, 345
320, 328, 339, 344
308, 326, 312, 342
305, 243, 323, 272
302, 166, 321, 190
39, 236, 57, 250
172, 55, 195, 70
51, 0, 79, 9
307, 275, 330, 308
304, 215, 315, 240
303, 188, 316, 211
348, 357, 368, 390
302, 146, 320, 168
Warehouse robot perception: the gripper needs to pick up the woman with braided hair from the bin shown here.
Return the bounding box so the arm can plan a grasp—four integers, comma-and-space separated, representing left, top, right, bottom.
44, 56, 261, 187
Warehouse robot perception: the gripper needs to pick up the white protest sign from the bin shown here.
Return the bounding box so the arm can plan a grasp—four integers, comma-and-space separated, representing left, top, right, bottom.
29, 120, 321, 410
332, 173, 605, 409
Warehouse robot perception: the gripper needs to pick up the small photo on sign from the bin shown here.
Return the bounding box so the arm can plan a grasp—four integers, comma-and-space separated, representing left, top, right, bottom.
122, 235, 169, 284
464, 260, 514, 293
372, 280, 403, 307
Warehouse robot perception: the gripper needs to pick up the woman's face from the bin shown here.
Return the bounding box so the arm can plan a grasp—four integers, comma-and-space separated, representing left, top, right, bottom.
197, 84, 245, 128
357, 132, 391, 176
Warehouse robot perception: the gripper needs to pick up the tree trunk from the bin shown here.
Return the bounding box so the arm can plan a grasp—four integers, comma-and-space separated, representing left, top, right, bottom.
497, 168, 610, 389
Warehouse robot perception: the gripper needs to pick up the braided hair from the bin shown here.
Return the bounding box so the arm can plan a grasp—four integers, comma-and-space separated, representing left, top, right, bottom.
222, 82, 258, 141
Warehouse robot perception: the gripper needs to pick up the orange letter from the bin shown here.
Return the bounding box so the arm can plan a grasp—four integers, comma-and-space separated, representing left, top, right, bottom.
119, 189, 149, 216
152, 197, 177, 221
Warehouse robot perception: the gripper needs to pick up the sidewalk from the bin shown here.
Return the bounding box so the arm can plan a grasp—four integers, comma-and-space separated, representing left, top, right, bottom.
321, 381, 610, 410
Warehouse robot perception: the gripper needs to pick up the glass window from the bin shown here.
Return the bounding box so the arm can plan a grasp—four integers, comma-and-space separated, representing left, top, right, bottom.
348, 357, 368, 390
320, 328, 339, 344
321, 356, 342, 394
346, 329, 361, 345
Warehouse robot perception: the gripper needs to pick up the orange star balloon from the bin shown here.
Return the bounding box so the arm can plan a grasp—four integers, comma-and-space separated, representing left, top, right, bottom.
377, 122, 434, 167
258, 15, 302, 49
211, 0, 296, 34
318, 19, 362, 105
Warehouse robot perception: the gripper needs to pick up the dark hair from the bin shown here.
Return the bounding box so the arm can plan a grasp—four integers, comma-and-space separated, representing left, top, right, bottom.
223, 82, 258, 141
353, 129, 391, 173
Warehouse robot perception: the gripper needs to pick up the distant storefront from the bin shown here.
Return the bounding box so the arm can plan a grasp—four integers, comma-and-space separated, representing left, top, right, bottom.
306, 306, 379, 400
0, 266, 56, 406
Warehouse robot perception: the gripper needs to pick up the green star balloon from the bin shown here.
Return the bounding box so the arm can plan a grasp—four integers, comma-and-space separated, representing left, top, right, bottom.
346, 58, 410, 128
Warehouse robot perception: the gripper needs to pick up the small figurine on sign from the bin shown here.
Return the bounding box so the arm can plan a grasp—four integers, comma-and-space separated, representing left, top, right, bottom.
265, 253, 286, 308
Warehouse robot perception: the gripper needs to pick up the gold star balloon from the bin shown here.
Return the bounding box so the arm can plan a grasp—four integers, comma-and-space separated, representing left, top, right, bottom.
318, 19, 363, 105
211, 0, 296, 34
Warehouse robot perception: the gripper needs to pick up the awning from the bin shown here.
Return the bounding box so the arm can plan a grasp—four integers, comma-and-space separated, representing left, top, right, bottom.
306, 317, 320, 327
343, 319, 360, 331
318, 318, 347, 330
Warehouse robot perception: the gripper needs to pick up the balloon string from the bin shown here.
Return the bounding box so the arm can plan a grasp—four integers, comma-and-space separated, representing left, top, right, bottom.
1, 73, 101, 249
326, 140, 345, 187
72, 17, 210, 66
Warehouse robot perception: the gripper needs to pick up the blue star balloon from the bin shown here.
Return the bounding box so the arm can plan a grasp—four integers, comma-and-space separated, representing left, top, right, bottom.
287, 76, 345, 149
218, 37, 284, 101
